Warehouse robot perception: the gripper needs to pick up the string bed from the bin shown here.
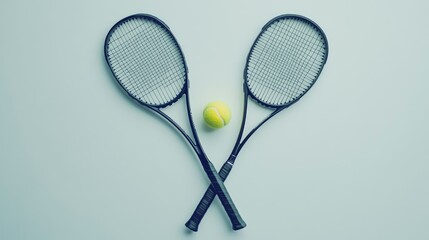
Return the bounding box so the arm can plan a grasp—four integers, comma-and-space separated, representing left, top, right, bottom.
106, 17, 186, 106
246, 17, 328, 106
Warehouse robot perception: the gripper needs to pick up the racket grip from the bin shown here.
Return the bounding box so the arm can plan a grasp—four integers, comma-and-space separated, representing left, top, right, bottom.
186, 159, 239, 231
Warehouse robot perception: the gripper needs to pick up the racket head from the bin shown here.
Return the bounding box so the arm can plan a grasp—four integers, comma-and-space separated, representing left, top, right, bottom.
104, 14, 188, 108
244, 14, 329, 108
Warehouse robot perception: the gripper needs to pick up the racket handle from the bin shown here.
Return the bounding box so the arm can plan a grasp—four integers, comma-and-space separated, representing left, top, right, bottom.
204, 160, 246, 231
186, 158, 238, 231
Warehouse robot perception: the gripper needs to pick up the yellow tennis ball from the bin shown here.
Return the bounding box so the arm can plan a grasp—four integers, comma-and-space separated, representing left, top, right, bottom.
203, 101, 231, 129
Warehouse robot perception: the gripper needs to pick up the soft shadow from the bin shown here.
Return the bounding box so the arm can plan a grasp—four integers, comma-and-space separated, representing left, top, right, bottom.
183, 227, 195, 235
202, 123, 217, 133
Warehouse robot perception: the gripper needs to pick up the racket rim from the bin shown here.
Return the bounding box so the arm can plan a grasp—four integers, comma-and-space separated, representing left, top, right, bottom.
104, 13, 189, 109
243, 14, 329, 109
104, 14, 247, 228
185, 14, 330, 231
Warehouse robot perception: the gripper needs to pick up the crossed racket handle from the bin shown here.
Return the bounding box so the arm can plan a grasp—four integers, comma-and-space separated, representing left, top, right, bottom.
186, 154, 239, 231
185, 86, 266, 231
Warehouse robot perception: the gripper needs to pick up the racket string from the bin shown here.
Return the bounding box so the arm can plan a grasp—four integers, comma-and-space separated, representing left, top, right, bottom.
109, 20, 161, 102
252, 20, 318, 103
249, 20, 305, 104
116, 21, 163, 102
130, 35, 181, 102
264, 22, 307, 104
246, 17, 328, 106
114, 22, 166, 104
125, 19, 184, 104
274, 20, 323, 104
106, 17, 186, 106
256, 20, 303, 103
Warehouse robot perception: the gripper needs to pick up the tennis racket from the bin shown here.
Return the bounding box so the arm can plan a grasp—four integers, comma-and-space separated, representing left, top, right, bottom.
185, 14, 329, 231
104, 14, 246, 230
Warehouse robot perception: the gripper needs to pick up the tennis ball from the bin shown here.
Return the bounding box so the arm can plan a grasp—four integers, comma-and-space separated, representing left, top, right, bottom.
203, 101, 231, 129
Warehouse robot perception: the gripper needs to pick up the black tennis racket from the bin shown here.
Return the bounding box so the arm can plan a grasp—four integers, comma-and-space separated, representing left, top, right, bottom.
185, 14, 329, 231
104, 14, 246, 230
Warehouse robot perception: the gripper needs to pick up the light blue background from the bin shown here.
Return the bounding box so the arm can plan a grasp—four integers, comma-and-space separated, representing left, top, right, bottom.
1, 0, 428, 239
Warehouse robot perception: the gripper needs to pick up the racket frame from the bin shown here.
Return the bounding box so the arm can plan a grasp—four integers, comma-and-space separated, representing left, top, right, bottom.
104, 13, 246, 230
245, 14, 329, 109
185, 14, 329, 231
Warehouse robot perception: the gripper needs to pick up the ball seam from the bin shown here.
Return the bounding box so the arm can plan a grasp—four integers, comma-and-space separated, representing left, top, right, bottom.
207, 106, 225, 127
